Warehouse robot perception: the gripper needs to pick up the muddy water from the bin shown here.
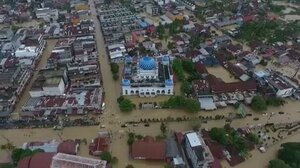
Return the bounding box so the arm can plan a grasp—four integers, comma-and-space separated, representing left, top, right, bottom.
207, 66, 240, 83
12, 39, 57, 119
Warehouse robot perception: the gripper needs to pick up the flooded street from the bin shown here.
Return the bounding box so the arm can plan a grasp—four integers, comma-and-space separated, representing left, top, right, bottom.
12, 39, 57, 119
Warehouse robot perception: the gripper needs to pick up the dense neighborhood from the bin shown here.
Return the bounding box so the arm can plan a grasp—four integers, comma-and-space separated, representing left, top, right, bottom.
0, 0, 299, 167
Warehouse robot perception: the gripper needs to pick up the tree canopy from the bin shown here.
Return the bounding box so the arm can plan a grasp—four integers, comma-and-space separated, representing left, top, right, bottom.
100, 151, 112, 163
119, 99, 135, 112
269, 159, 291, 168
161, 96, 200, 113
251, 95, 267, 112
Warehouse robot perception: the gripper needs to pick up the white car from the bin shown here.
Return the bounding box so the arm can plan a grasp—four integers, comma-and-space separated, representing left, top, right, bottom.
102, 102, 105, 111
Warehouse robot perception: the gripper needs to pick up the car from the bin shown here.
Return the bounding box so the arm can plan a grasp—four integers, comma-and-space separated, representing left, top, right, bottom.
101, 102, 105, 111
253, 117, 259, 121
100, 125, 106, 128
133, 124, 138, 127
121, 124, 128, 128
144, 123, 150, 127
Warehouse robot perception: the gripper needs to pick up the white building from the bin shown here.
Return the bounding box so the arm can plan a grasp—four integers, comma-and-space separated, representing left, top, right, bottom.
266, 73, 297, 98
122, 56, 174, 97
185, 132, 214, 168
51, 153, 107, 168
36, 8, 58, 22
107, 43, 126, 63
14, 33, 46, 58
29, 68, 67, 97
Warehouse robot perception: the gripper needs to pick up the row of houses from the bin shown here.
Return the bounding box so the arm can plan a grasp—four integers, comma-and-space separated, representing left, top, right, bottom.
0, 27, 47, 117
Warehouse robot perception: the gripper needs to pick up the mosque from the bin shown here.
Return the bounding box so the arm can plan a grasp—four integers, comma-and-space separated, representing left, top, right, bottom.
121, 55, 174, 97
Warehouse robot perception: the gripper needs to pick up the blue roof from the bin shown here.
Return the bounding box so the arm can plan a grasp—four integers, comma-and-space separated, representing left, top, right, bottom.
139, 21, 149, 28
165, 79, 173, 86
139, 56, 156, 70
122, 79, 130, 86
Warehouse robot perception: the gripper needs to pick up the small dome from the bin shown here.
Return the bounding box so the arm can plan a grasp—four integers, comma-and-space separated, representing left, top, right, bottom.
122, 79, 130, 86
139, 56, 156, 70
165, 79, 173, 86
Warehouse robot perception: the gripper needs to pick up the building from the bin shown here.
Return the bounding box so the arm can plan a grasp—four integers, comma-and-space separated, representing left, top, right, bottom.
35, 8, 59, 22
122, 56, 174, 97
172, 0, 195, 11
14, 29, 46, 58
51, 153, 106, 168
0, 62, 31, 117
146, 4, 159, 16
22, 139, 61, 153
18, 153, 107, 168
29, 68, 67, 97
18, 152, 56, 168
131, 136, 166, 160
107, 43, 126, 63
184, 132, 214, 168
57, 140, 79, 155
0, 28, 13, 42
98, 6, 139, 44
266, 73, 296, 98
89, 132, 110, 156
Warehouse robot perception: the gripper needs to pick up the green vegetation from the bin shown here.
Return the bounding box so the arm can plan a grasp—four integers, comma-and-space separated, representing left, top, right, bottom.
160, 122, 167, 134
156, 19, 184, 39
181, 81, 192, 95
100, 151, 112, 163
240, 20, 296, 43
161, 96, 200, 113
125, 165, 134, 168
0, 142, 15, 151
266, 97, 286, 107
117, 96, 135, 112
269, 142, 300, 168
110, 63, 119, 80
209, 126, 258, 155
12, 148, 44, 166
247, 133, 260, 145
251, 95, 267, 112
172, 59, 185, 81
269, 4, 285, 14
127, 132, 135, 146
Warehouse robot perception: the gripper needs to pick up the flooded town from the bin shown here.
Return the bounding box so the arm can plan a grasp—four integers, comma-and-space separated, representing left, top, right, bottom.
0, 0, 299, 168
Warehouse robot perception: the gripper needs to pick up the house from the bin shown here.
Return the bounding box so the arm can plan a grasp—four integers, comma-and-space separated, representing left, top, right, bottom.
107, 43, 126, 63
0, 28, 13, 42
192, 79, 210, 96
226, 62, 250, 81
226, 43, 243, 56
35, 8, 58, 22
57, 140, 79, 155
266, 73, 296, 98
22, 139, 61, 153
89, 135, 110, 156
184, 132, 214, 168
18, 153, 107, 168
29, 68, 67, 97
146, 4, 159, 16
195, 62, 208, 77
131, 136, 166, 160
211, 80, 257, 94
166, 137, 185, 168
173, 0, 196, 11
18, 152, 56, 168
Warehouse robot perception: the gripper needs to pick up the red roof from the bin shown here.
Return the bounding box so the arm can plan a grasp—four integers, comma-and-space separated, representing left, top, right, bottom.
89, 137, 109, 156
17, 153, 55, 168
195, 62, 208, 74
243, 15, 256, 22
57, 140, 77, 155
131, 136, 166, 160
211, 80, 257, 94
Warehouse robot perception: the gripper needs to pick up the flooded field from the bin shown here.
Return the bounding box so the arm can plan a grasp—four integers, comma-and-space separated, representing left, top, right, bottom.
207, 66, 240, 83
